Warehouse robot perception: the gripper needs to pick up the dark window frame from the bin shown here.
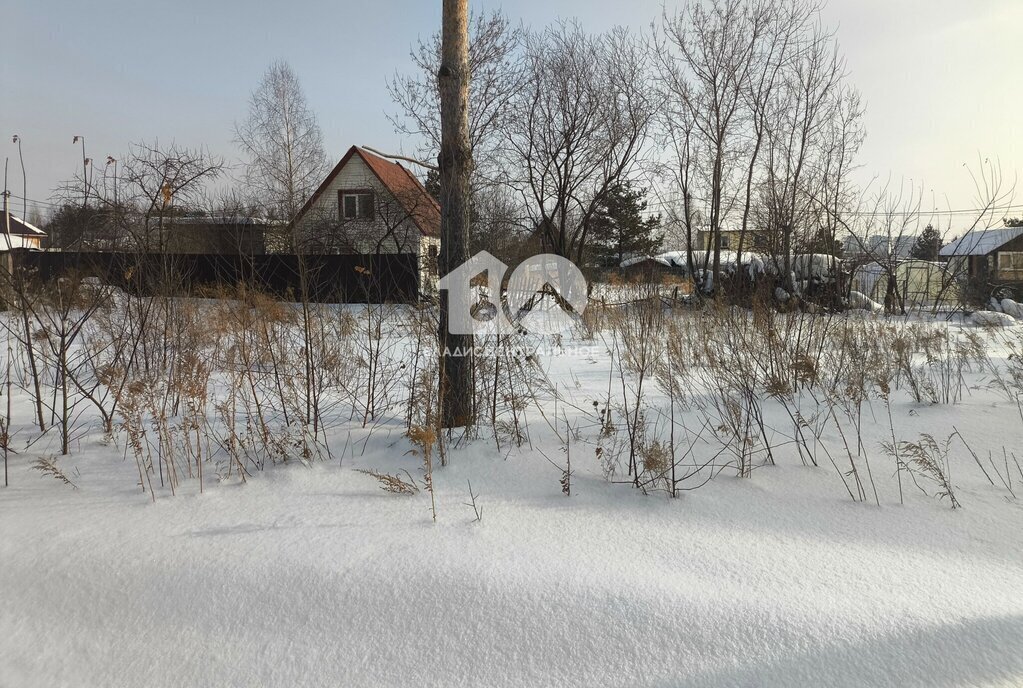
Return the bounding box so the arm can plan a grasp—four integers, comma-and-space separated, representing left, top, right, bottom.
339, 189, 375, 221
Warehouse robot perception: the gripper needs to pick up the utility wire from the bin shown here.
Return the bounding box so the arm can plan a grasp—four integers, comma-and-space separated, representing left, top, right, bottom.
639, 195, 1023, 218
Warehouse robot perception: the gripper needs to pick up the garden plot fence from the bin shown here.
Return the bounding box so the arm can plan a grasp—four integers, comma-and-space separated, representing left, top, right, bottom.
12, 251, 421, 304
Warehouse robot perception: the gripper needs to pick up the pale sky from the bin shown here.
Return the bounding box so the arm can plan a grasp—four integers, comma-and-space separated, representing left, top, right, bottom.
4, 0, 1022, 231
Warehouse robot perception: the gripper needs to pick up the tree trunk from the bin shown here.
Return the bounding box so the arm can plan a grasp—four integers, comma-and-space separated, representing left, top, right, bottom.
438, 0, 475, 429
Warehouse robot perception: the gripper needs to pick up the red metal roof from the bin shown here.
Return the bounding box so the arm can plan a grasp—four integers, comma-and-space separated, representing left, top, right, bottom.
294, 146, 439, 238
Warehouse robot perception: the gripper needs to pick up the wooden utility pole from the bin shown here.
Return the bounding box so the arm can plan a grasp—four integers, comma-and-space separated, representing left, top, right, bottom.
2, 187, 10, 239
2, 186, 15, 311
438, 0, 474, 428
3, 165, 14, 266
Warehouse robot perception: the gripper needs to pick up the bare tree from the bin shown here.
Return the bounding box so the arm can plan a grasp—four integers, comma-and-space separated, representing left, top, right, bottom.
469, 184, 535, 261
653, 88, 702, 283
52, 140, 223, 253
504, 21, 653, 263
837, 161, 1011, 314
235, 61, 328, 229
388, 10, 522, 185
116, 141, 225, 253
734, 1, 822, 268
655, 0, 774, 291
654, 0, 857, 298
810, 85, 865, 262
760, 21, 850, 290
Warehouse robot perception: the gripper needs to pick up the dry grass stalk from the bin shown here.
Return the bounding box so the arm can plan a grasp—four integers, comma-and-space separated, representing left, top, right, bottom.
32, 456, 77, 489
355, 468, 420, 495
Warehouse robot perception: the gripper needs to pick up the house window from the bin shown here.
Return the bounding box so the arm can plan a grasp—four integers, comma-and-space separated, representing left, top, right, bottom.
998, 251, 1023, 279
340, 190, 374, 220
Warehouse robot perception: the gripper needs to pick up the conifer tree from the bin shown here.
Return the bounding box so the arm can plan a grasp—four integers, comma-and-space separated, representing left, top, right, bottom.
587, 182, 663, 267
910, 224, 942, 261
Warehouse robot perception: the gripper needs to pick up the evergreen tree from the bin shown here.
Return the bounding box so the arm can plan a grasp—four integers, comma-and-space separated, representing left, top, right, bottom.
587, 182, 663, 267
424, 168, 441, 204
1005, 217, 1023, 227
44, 204, 115, 250
909, 224, 942, 260
805, 227, 843, 256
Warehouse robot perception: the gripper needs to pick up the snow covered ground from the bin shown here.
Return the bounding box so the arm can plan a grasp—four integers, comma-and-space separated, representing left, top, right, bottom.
2, 304, 1023, 687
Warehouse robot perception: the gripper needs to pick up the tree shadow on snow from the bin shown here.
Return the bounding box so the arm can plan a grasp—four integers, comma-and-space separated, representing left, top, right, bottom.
660, 614, 1023, 688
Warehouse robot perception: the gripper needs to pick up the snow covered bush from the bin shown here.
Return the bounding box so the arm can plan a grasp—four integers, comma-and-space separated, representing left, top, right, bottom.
970, 311, 1018, 328
1000, 298, 1023, 320
847, 290, 883, 312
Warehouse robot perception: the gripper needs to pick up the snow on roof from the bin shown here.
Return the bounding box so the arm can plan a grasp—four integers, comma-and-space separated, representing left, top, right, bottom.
5, 215, 46, 236
939, 227, 1023, 257
620, 251, 841, 281
788, 253, 840, 279
621, 250, 766, 273
619, 254, 668, 268
171, 215, 277, 226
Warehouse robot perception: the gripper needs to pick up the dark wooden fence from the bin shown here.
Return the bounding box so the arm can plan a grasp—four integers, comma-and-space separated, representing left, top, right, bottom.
12, 251, 421, 303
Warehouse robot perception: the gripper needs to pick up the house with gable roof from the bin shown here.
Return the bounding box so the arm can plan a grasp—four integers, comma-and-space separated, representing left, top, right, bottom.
291, 146, 441, 291
940, 225, 1023, 299
1, 214, 47, 250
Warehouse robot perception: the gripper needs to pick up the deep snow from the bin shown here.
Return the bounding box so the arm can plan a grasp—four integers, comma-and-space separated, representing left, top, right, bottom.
2, 309, 1023, 688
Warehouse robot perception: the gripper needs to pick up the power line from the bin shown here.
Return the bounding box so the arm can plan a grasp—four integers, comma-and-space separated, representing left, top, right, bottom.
642, 195, 1023, 218
6, 194, 72, 210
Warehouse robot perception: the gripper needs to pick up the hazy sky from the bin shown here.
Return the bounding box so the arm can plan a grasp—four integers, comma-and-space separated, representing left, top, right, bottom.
4, 0, 1022, 230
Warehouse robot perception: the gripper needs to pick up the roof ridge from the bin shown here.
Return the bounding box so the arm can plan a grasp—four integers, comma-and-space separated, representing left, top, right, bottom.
5, 215, 46, 235
397, 161, 441, 212
939, 225, 1023, 257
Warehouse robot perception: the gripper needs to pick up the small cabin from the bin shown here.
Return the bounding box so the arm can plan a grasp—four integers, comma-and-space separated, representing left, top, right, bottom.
940, 226, 1023, 298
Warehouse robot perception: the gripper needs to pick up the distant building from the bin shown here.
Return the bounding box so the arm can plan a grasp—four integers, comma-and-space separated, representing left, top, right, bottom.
842, 234, 915, 261
618, 255, 681, 282
696, 228, 769, 252
939, 226, 1023, 297
292, 146, 441, 289
1, 215, 46, 250
161, 215, 274, 255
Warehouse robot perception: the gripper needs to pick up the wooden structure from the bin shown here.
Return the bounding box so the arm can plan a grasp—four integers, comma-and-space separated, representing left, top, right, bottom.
940, 226, 1023, 299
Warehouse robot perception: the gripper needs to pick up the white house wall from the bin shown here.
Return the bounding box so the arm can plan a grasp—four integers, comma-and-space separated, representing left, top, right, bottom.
297, 155, 424, 256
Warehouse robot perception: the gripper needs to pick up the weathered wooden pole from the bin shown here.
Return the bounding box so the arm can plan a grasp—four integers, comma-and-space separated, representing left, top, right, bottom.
437, 0, 475, 428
